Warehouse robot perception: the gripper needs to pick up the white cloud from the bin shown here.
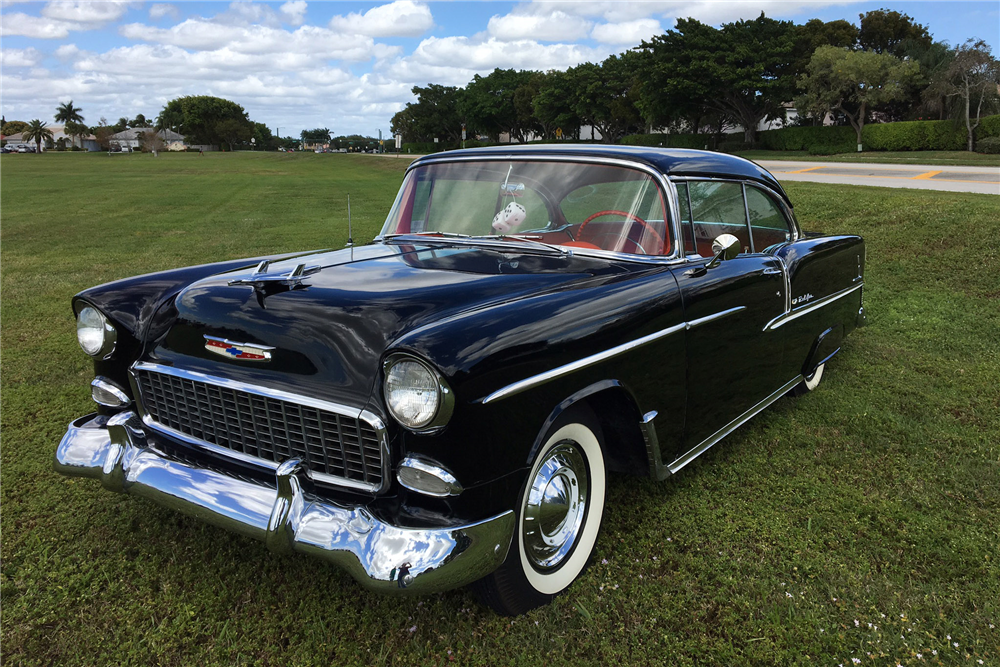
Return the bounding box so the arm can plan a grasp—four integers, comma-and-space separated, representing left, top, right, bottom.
1, 47, 43, 67
591, 19, 661, 45
329, 0, 433, 38
149, 4, 179, 21
410, 35, 604, 71
55, 43, 82, 59
279, 0, 307, 26
1, 12, 73, 38
41, 1, 134, 25
120, 20, 377, 61
486, 10, 592, 42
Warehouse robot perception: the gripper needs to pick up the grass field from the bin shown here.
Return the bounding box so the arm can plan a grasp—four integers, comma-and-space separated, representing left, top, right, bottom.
2, 152, 999, 666
736, 150, 1000, 166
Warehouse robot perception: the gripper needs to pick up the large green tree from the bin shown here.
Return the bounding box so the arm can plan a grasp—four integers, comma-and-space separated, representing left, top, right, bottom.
796, 45, 920, 150
858, 9, 932, 57
55, 101, 84, 147
216, 118, 254, 151
22, 119, 53, 153
532, 70, 582, 139
570, 54, 644, 143
2, 120, 30, 136
390, 84, 466, 143
300, 127, 331, 146
792, 19, 858, 75
462, 68, 538, 142
926, 39, 1000, 151
638, 14, 796, 143
158, 96, 251, 147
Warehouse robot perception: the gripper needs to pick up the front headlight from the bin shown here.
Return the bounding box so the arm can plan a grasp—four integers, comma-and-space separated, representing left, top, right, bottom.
383, 355, 454, 431
76, 305, 117, 358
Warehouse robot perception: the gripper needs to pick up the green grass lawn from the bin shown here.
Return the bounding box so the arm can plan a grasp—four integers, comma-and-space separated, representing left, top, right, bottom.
737, 150, 1000, 167
2, 152, 999, 666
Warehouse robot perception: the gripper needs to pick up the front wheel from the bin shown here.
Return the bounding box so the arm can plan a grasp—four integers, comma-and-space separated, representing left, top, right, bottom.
472, 413, 606, 615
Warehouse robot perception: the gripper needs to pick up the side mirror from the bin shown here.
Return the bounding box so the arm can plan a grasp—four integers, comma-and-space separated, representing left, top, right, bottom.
706, 234, 740, 269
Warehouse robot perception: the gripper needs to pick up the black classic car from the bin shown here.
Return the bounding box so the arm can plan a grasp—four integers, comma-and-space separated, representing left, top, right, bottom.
56, 145, 865, 615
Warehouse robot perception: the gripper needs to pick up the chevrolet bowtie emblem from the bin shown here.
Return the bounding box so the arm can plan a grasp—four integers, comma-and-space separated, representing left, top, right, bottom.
204, 336, 275, 361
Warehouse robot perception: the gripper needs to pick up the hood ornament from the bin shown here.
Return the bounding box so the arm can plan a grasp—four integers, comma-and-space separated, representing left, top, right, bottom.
204, 335, 275, 361
228, 260, 322, 308
229, 260, 321, 288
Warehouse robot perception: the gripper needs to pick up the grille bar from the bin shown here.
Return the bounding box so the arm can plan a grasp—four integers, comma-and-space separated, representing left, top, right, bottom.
131, 364, 386, 491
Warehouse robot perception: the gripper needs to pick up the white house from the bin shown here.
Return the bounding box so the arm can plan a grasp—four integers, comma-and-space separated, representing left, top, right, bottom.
108, 128, 187, 151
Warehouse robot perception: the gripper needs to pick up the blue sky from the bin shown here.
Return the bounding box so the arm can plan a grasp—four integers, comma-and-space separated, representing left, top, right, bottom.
2, 1, 997, 138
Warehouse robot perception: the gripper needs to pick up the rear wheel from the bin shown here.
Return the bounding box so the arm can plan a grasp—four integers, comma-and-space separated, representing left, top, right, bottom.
472, 411, 606, 615
791, 362, 825, 396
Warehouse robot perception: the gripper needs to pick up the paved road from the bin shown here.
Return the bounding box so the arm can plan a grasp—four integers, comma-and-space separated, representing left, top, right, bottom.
758, 160, 999, 195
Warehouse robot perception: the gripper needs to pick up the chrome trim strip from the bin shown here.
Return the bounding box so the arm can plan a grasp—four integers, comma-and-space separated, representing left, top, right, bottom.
397, 456, 464, 497
385, 154, 683, 264
54, 413, 515, 594
91, 377, 131, 407
667, 375, 803, 474
481, 306, 745, 404
129, 362, 391, 493
764, 282, 864, 331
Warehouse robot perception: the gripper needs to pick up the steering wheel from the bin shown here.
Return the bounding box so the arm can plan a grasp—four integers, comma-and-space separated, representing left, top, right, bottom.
577, 210, 665, 255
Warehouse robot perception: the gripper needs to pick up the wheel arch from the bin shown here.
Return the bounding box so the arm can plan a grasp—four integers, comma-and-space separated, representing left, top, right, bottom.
526, 379, 655, 479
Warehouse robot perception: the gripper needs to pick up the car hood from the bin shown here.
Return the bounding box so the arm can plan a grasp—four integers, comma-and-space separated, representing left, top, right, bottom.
144, 242, 625, 407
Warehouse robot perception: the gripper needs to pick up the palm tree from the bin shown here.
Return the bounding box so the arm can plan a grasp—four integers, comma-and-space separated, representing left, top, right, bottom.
22, 120, 54, 154
55, 101, 84, 148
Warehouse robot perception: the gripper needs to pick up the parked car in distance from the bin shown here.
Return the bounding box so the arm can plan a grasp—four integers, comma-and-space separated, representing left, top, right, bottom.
55, 145, 866, 615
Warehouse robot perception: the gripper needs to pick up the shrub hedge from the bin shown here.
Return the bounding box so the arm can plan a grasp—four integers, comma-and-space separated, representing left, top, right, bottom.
622, 114, 1000, 154
975, 136, 1000, 154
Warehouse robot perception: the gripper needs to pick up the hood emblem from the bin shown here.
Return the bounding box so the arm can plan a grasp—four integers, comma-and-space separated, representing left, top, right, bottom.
229, 260, 321, 289
204, 336, 275, 361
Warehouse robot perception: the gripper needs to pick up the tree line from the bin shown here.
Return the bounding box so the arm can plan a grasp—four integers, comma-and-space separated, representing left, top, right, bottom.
390, 10, 999, 151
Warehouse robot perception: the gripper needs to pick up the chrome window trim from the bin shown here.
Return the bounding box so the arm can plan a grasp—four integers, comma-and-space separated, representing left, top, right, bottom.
669, 176, 800, 245
481, 306, 745, 404
764, 282, 864, 331
128, 361, 390, 493
380, 154, 683, 264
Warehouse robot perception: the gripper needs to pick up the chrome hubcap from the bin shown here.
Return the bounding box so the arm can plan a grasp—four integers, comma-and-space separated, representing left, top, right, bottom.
522, 442, 588, 571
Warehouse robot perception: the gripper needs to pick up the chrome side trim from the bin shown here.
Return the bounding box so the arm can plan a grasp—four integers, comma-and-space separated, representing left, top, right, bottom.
764, 282, 863, 331
667, 375, 803, 474
128, 362, 391, 493
638, 413, 670, 482
54, 413, 514, 594
481, 306, 745, 404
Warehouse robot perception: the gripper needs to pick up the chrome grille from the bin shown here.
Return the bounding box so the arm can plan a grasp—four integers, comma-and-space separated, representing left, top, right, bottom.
133, 367, 384, 489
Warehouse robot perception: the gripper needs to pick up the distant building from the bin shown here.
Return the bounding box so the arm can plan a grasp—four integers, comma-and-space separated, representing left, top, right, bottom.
108, 128, 187, 151
3, 125, 99, 151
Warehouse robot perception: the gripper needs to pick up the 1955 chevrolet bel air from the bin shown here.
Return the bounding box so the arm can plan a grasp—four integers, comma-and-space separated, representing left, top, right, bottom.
56, 145, 866, 615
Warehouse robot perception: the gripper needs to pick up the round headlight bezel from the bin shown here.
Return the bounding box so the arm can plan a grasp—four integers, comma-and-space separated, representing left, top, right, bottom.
76, 303, 117, 359
383, 354, 454, 432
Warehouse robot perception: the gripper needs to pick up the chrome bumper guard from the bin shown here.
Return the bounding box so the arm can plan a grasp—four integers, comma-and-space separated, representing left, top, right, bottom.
55, 412, 514, 594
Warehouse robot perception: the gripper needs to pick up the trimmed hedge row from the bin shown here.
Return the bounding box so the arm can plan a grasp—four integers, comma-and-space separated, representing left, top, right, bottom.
623, 115, 1000, 154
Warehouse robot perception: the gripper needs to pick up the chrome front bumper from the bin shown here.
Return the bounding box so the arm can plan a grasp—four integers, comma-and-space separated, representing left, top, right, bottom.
55, 412, 514, 594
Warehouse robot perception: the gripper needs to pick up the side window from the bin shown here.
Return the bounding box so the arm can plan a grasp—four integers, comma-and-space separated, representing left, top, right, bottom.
674, 182, 697, 255
686, 181, 751, 256
746, 187, 791, 252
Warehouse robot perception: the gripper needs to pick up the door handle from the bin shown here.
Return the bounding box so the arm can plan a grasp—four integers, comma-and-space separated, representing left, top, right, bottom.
762, 268, 782, 275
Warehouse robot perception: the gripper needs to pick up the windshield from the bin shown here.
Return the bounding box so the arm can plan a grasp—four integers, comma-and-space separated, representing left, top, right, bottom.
379, 160, 672, 256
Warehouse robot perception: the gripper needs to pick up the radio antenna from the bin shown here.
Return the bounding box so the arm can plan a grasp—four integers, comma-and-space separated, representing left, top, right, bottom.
346, 194, 353, 247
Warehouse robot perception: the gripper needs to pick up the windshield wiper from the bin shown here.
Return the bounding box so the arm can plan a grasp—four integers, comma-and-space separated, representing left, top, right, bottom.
481, 234, 571, 256
384, 231, 471, 239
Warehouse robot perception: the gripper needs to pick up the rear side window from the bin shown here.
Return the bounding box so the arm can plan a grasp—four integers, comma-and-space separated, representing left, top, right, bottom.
746, 187, 791, 252
686, 181, 751, 256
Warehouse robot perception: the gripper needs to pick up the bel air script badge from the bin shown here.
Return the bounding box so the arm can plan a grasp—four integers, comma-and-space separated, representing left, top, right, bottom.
204, 336, 275, 361
792, 293, 815, 306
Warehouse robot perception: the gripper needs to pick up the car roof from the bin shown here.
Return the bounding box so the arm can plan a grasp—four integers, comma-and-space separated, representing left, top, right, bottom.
411, 144, 791, 207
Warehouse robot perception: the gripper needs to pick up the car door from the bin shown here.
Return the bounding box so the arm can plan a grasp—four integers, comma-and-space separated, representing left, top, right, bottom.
668, 180, 788, 468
